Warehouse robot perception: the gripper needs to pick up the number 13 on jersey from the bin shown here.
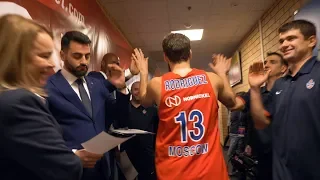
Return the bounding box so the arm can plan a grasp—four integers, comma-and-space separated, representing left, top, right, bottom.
174, 109, 205, 143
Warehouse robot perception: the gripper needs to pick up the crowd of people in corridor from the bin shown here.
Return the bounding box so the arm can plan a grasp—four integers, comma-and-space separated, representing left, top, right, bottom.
0, 11, 319, 180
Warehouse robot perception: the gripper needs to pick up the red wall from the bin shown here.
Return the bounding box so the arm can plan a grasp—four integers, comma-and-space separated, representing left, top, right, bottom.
0, 0, 132, 71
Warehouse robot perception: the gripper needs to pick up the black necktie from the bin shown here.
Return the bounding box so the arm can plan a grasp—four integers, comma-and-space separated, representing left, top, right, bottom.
75, 78, 92, 117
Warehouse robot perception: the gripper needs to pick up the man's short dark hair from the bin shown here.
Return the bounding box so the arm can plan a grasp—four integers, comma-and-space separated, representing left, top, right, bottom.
266, 51, 288, 66
162, 33, 191, 63
278, 19, 316, 40
61, 31, 91, 51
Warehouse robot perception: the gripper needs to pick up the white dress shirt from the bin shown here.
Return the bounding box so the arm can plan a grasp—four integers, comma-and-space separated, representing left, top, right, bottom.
61, 68, 91, 154
99, 71, 108, 79
61, 68, 91, 100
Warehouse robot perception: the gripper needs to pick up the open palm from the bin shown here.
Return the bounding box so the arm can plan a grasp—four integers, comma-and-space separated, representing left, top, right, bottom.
106, 64, 126, 89
132, 48, 148, 75
209, 54, 231, 75
248, 62, 270, 88
129, 57, 139, 75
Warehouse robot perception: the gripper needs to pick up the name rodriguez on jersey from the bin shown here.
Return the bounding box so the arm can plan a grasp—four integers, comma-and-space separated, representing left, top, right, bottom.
168, 143, 209, 157
164, 74, 208, 91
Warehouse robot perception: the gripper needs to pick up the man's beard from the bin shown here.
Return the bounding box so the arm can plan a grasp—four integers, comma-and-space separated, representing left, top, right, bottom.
65, 61, 88, 77
132, 95, 140, 103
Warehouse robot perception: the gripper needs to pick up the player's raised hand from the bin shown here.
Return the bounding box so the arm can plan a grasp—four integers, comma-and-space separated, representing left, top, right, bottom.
209, 54, 231, 75
248, 61, 271, 88
131, 48, 149, 75
129, 54, 140, 75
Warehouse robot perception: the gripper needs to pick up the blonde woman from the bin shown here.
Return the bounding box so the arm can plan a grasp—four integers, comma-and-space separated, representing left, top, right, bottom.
0, 15, 82, 180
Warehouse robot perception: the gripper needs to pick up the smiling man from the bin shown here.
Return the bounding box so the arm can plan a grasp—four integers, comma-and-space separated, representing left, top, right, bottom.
248, 20, 320, 180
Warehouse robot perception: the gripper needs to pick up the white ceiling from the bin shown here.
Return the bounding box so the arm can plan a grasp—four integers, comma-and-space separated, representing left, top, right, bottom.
99, 0, 275, 73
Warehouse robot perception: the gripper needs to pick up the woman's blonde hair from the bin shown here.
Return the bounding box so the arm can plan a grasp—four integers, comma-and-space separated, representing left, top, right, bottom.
0, 14, 53, 96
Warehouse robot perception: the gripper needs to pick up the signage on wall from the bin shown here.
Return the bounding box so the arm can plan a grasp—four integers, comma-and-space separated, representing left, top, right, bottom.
1, 0, 132, 73
54, 0, 85, 25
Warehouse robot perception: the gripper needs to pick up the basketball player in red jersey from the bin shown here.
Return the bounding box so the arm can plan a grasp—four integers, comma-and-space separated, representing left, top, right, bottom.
131, 33, 244, 180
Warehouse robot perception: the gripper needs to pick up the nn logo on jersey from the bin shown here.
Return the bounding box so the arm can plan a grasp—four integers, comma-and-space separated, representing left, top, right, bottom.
165, 95, 181, 107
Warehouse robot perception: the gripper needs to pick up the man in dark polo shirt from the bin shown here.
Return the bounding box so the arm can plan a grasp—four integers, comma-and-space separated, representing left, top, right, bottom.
123, 81, 158, 180
248, 20, 319, 180
242, 52, 288, 180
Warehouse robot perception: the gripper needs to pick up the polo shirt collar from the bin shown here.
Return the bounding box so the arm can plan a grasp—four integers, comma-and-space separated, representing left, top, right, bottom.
285, 56, 318, 79
260, 86, 269, 93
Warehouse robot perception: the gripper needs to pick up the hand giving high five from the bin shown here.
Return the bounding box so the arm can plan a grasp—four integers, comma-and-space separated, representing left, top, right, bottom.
131, 48, 149, 75
248, 61, 271, 88
209, 54, 231, 75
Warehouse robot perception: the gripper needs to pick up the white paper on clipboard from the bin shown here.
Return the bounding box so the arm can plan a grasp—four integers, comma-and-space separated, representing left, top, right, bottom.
81, 132, 134, 154
111, 128, 155, 135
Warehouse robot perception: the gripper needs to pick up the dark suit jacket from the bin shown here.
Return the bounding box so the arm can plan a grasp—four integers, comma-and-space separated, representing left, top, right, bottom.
88, 71, 128, 128
87, 71, 114, 93
87, 71, 105, 81
0, 89, 82, 180
45, 70, 130, 180
88, 71, 132, 83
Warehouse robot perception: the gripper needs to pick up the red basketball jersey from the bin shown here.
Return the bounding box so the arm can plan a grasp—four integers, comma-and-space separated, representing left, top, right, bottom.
156, 68, 228, 180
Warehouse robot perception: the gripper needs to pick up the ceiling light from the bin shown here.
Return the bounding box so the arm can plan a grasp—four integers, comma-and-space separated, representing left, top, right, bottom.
184, 23, 192, 29
171, 29, 204, 41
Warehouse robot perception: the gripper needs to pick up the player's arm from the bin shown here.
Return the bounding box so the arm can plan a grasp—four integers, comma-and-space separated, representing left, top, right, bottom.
139, 74, 160, 107
125, 56, 140, 81
131, 48, 156, 107
214, 73, 245, 111
249, 87, 271, 129
248, 62, 272, 129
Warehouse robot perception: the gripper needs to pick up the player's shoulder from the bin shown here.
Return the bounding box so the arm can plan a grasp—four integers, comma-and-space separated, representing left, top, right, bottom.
205, 71, 218, 78
148, 76, 162, 89
150, 76, 161, 84
204, 71, 223, 86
